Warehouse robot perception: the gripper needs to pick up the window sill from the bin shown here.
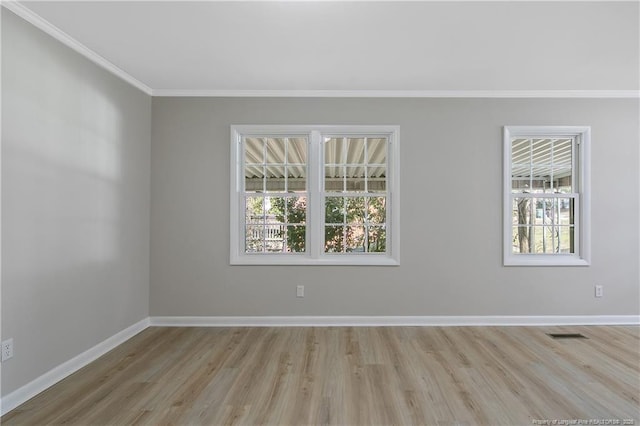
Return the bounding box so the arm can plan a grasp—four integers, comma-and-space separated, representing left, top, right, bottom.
230, 254, 400, 266
504, 254, 590, 267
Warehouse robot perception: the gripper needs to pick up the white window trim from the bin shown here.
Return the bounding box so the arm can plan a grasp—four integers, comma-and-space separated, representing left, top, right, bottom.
503, 126, 591, 266
230, 125, 400, 266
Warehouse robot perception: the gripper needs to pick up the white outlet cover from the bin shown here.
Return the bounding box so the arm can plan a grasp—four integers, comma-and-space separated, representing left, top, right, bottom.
2, 338, 14, 362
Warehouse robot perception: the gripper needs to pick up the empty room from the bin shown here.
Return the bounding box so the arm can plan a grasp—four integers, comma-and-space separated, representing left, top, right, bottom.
1, 1, 639, 425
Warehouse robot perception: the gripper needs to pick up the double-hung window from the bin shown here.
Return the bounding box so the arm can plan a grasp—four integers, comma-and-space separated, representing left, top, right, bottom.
231, 125, 400, 265
503, 126, 590, 266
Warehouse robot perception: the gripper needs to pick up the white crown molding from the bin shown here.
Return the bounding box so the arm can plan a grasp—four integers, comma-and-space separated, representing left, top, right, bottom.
2, 1, 153, 96
167, 0, 640, 2
3, 3, 638, 99
150, 315, 640, 327
0, 318, 150, 416
3, 2, 638, 98
152, 89, 640, 98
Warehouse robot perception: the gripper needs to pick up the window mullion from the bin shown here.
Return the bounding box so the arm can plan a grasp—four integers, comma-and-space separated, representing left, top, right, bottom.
573, 193, 580, 257
573, 136, 579, 193
309, 130, 323, 259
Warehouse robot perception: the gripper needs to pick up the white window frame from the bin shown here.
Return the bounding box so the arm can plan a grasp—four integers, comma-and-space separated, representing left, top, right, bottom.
230, 125, 400, 266
503, 126, 591, 266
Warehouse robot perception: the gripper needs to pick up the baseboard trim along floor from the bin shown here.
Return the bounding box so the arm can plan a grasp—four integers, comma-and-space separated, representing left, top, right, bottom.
1, 314, 638, 416
0, 318, 150, 416
149, 315, 640, 327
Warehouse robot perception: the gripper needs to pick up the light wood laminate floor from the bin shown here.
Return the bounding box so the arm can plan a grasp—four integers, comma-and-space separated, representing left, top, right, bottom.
2, 326, 639, 425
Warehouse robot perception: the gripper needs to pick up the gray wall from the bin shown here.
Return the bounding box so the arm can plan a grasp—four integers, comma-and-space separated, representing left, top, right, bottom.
2, 10, 151, 395
150, 97, 639, 317
2, 0, 639, 403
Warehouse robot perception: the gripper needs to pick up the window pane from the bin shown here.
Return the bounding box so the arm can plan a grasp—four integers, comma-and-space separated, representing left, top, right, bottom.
325, 166, 344, 192
557, 226, 575, 253
511, 164, 530, 178
511, 138, 530, 165
345, 226, 365, 252
535, 225, 555, 254
532, 139, 552, 164
367, 166, 387, 192
265, 138, 286, 164
245, 166, 264, 193
265, 197, 286, 224
325, 197, 345, 224
368, 180, 386, 193
512, 137, 574, 195
287, 165, 306, 192
288, 197, 307, 224
346, 138, 365, 164
511, 175, 531, 193
512, 197, 576, 254
367, 138, 387, 164
346, 197, 365, 224
368, 196, 386, 224
246, 137, 309, 194
521, 225, 567, 254
345, 166, 366, 191
286, 226, 306, 252
266, 196, 307, 224
324, 225, 344, 252
511, 179, 530, 192
325, 137, 367, 165
532, 198, 553, 226
513, 198, 532, 225
553, 139, 573, 193
553, 139, 572, 167
531, 166, 552, 193
511, 138, 531, 192
246, 196, 308, 253
245, 137, 264, 163
512, 226, 531, 253
246, 197, 265, 223
265, 224, 285, 252
558, 198, 574, 225
265, 166, 286, 192
553, 168, 572, 193
368, 226, 386, 252
325, 137, 346, 164
325, 137, 388, 194
287, 138, 307, 164
245, 225, 264, 253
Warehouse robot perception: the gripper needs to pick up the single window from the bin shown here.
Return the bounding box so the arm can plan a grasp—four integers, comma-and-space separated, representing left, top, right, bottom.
231, 126, 400, 265
503, 126, 590, 266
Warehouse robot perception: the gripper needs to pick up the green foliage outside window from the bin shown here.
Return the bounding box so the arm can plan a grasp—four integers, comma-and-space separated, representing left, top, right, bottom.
246, 196, 386, 253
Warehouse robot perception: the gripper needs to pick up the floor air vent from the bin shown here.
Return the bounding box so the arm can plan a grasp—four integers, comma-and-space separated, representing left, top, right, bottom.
547, 333, 588, 339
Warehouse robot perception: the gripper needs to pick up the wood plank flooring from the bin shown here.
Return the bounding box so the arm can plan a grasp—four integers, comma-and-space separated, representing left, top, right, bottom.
2, 326, 639, 425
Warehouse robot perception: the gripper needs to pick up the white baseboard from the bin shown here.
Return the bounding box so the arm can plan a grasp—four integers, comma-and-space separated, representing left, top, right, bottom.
2, 314, 637, 416
150, 315, 640, 327
0, 318, 150, 416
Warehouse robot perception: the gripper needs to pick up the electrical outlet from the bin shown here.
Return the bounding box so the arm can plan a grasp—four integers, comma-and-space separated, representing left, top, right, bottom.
595, 285, 603, 298
296, 285, 304, 298
2, 338, 14, 362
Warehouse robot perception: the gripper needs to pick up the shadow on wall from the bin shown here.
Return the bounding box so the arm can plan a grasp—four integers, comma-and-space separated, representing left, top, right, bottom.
2, 8, 148, 396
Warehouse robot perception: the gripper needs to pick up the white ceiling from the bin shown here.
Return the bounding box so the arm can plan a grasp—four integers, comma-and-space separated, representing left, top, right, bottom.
10, 1, 640, 95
